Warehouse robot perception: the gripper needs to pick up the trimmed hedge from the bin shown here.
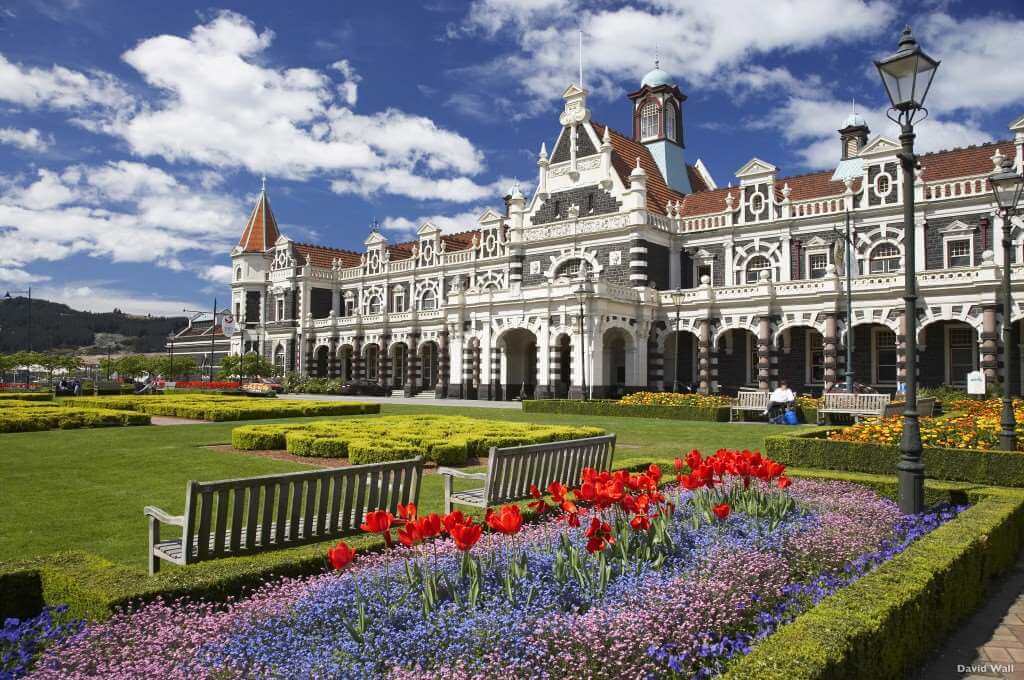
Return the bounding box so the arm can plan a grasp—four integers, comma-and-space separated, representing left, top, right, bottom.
523, 399, 729, 422
723, 480, 1024, 679
233, 415, 606, 465
0, 403, 150, 432
765, 430, 1024, 488
0, 392, 52, 402
62, 395, 379, 422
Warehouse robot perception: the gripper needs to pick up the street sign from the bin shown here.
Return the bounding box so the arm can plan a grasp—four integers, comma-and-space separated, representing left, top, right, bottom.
966, 370, 986, 395
220, 313, 238, 336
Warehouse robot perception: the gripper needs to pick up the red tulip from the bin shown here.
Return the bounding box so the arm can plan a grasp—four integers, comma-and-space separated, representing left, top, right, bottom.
777, 476, 792, 490
647, 464, 662, 482
442, 510, 468, 534
485, 505, 524, 535
712, 503, 731, 520
449, 520, 482, 551
673, 457, 684, 472
547, 481, 569, 503
327, 540, 356, 570
564, 509, 581, 527
397, 522, 422, 547
397, 503, 417, 521
630, 514, 651, 531
584, 517, 614, 553
415, 513, 442, 539
361, 510, 395, 546
527, 484, 550, 514
685, 449, 702, 470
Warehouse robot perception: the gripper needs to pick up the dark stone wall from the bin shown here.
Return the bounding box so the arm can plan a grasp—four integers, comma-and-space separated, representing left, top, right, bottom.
531, 185, 621, 226
717, 331, 755, 389
645, 242, 670, 289
867, 162, 899, 206
551, 129, 570, 163
522, 243, 631, 287
852, 325, 873, 385
924, 213, 987, 270
777, 327, 809, 392
550, 127, 597, 163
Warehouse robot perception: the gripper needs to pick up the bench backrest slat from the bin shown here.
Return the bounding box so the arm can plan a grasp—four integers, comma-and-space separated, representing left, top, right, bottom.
275, 480, 290, 546
823, 392, 890, 411
229, 487, 245, 553
196, 489, 213, 560
245, 484, 260, 550
260, 483, 275, 549
735, 391, 769, 408
485, 435, 616, 505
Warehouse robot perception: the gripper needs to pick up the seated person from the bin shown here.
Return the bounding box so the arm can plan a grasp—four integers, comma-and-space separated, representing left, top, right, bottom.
764, 381, 795, 419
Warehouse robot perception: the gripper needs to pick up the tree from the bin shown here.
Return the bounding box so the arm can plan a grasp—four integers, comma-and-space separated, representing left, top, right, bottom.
148, 355, 197, 379
220, 353, 275, 381
113, 354, 149, 381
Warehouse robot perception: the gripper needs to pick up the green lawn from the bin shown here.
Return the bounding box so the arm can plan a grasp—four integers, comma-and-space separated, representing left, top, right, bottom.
0, 404, 818, 570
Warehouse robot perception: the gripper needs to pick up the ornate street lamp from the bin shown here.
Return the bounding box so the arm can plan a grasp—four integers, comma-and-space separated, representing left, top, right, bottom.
990, 153, 1024, 451
574, 270, 594, 401
875, 25, 940, 514
671, 291, 685, 391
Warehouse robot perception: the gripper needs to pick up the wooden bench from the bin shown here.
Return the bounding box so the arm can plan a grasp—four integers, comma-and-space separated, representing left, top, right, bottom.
729, 390, 770, 422
883, 397, 936, 418
817, 393, 891, 424
144, 456, 423, 575
439, 435, 616, 514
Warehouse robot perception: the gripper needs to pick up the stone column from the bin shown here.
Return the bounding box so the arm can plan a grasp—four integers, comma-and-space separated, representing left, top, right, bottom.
328, 337, 339, 379
548, 340, 564, 398
982, 305, 999, 385
535, 329, 552, 399
669, 243, 681, 289
629, 236, 648, 288
437, 329, 451, 398
352, 335, 364, 382
509, 249, 524, 286
490, 344, 503, 401
462, 341, 476, 398
757, 316, 773, 391
647, 324, 664, 390
823, 314, 839, 390
404, 333, 419, 397
303, 336, 315, 377
380, 335, 392, 393
698, 319, 713, 393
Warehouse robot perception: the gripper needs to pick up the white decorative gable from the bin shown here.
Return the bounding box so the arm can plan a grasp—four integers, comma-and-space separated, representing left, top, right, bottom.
735, 158, 778, 185
364, 230, 388, 248
559, 84, 589, 126
938, 219, 976, 234
859, 136, 900, 159
804, 236, 829, 248
477, 208, 504, 226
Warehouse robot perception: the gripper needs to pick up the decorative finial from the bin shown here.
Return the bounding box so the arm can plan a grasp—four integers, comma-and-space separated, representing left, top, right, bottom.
851, 97, 856, 114
655, 45, 659, 70
370, 218, 380, 233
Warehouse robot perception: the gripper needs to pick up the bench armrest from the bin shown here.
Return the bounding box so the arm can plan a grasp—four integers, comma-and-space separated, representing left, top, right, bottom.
144, 506, 184, 526
437, 467, 487, 481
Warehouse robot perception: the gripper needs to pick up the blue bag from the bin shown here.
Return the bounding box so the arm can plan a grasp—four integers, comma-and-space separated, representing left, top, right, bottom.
783, 408, 799, 425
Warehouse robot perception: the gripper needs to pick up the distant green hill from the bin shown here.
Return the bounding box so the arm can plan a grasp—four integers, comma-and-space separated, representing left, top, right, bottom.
0, 297, 187, 353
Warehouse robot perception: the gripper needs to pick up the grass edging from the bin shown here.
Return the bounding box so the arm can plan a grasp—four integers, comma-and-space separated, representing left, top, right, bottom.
523, 399, 729, 421
765, 431, 1024, 487
723, 478, 1024, 679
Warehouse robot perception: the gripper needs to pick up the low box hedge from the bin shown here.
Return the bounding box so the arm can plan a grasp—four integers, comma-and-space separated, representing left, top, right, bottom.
0, 405, 150, 432
765, 431, 1024, 488
0, 392, 52, 402
62, 395, 379, 421
723, 478, 1024, 680
233, 415, 606, 465
523, 399, 729, 422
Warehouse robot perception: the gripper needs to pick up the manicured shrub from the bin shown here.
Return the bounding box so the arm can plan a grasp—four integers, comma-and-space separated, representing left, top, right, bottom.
523, 399, 729, 422
61, 395, 379, 422
0, 392, 52, 402
765, 431, 1024, 487
233, 415, 605, 465
0, 405, 149, 432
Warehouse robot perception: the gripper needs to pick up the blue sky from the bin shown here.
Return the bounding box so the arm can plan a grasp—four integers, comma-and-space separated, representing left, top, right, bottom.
0, 0, 1022, 315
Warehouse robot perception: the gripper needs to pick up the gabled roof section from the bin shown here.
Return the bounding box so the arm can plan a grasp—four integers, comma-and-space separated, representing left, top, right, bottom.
294, 242, 361, 269
918, 140, 1015, 181
237, 188, 281, 253
591, 121, 688, 215
735, 158, 778, 179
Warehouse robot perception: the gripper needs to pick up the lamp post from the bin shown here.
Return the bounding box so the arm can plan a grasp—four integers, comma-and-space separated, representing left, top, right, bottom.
875, 25, 940, 514
3, 287, 31, 351
574, 271, 594, 401
989, 154, 1024, 451
672, 291, 685, 391
832, 212, 855, 391
167, 332, 176, 382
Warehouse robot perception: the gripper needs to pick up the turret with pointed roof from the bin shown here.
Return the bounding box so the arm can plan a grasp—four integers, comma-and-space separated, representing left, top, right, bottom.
237, 177, 281, 252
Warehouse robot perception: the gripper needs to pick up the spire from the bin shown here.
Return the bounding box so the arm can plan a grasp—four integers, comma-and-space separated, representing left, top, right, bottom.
237, 178, 281, 252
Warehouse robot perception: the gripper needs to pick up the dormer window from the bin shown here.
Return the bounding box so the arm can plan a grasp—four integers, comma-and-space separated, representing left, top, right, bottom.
640, 102, 659, 141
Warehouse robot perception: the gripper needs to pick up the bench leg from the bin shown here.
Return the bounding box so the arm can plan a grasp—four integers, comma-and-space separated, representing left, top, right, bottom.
148, 516, 160, 576
443, 475, 453, 515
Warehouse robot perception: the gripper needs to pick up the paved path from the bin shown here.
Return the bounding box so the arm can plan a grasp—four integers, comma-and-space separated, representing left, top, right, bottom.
917, 555, 1024, 679
279, 393, 522, 410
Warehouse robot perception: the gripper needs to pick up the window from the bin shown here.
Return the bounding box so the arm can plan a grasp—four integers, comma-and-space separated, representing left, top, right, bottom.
640, 102, 659, 140
875, 174, 890, 196
273, 345, 285, 370
235, 267, 242, 281
392, 287, 406, 312
556, 258, 582, 279
344, 296, 355, 317
366, 295, 382, 315
808, 252, 829, 279
365, 346, 378, 380
665, 104, 677, 142
276, 299, 284, 321
419, 289, 437, 311
696, 262, 713, 286
868, 243, 901, 273
749, 335, 759, 385
234, 302, 240, 317
807, 332, 825, 384
745, 255, 772, 283
873, 329, 897, 384
585, 193, 594, 214
946, 238, 972, 268
947, 327, 975, 386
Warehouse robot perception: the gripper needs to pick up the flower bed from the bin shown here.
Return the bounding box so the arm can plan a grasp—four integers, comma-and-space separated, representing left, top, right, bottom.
524, 397, 730, 421
232, 415, 605, 465
0, 399, 149, 432
828, 398, 1024, 451
17, 452, 963, 679
620, 391, 732, 408
61, 395, 379, 422
170, 381, 241, 390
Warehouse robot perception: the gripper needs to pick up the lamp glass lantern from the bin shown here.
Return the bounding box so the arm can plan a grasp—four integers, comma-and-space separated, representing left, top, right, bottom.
874, 26, 940, 113
574, 278, 594, 304
990, 156, 1024, 212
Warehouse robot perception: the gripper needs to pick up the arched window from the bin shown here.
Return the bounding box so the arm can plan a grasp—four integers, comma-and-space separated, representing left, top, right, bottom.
664, 103, 677, 142
366, 295, 382, 315
556, 258, 583, 279
419, 289, 437, 311
273, 345, 285, 370
640, 102, 659, 141
868, 243, 901, 273
745, 256, 772, 283
391, 286, 405, 312
234, 267, 242, 281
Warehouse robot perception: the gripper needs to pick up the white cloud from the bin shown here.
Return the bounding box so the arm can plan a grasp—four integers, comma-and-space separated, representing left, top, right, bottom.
0, 53, 132, 111
0, 127, 53, 151
197, 264, 234, 284
0, 161, 243, 272
757, 96, 992, 170
382, 207, 488, 238
457, 0, 896, 115
0, 267, 50, 286
33, 283, 202, 317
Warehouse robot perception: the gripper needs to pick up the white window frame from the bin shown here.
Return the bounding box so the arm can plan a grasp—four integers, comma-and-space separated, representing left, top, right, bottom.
343, 294, 356, 317
365, 295, 382, 315
276, 298, 284, 321
868, 242, 901, 274
945, 325, 977, 387
872, 327, 898, 385
806, 330, 825, 385
694, 260, 714, 286
873, 170, 895, 200
744, 255, 773, 284
419, 289, 437, 311
665, 103, 677, 142
805, 249, 829, 279
392, 287, 406, 313
640, 101, 660, 141
365, 345, 379, 380
943, 235, 974, 269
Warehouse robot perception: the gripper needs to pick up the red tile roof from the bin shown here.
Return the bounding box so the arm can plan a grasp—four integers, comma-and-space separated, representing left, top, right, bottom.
919, 140, 1014, 182
294, 242, 361, 268
591, 121, 688, 215
237, 190, 281, 252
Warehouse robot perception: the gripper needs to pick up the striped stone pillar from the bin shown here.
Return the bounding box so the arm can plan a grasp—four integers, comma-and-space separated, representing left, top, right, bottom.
549, 341, 562, 397
490, 345, 502, 400
438, 330, 451, 398
303, 336, 315, 377
823, 314, 839, 389
462, 342, 476, 395
757, 316, 772, 391
380, 335, 391, 392
287, 338, 297, 374
982, 305, 999, 385
404, 334, 419, 396
509, 250, 524, 286
629, 236, 648, 288
698, 319, 713, 393
328, 337, 340, 378
647, 327, 664, 390
352, 336, 364, 382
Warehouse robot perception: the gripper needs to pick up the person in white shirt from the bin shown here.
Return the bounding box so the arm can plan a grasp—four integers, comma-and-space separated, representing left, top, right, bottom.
764, 380, 795, 418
